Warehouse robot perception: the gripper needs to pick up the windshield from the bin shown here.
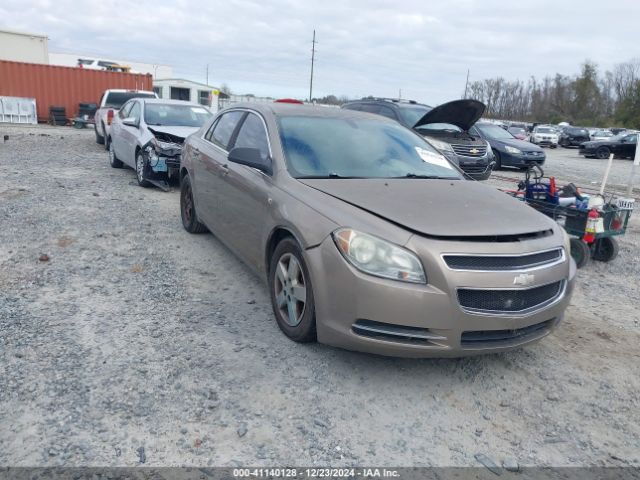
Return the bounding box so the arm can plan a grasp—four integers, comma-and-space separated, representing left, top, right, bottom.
594, 130, 612, 136
278, 116, 462, 179
476, 124, 515, 140
144, 104, 212, 127
397, 105, 431, 126
535, 127, 553, 133
509, 127, 526, 134
104, 92, 156, 108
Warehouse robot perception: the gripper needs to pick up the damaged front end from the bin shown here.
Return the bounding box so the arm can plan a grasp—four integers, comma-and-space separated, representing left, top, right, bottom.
143, 128, 185, 180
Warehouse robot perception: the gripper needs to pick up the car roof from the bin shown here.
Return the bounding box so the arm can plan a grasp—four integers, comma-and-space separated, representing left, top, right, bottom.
105, 89, 155, 94
141, 98, 205, 107
223, 102, 401, 121
344, 98, 431, 109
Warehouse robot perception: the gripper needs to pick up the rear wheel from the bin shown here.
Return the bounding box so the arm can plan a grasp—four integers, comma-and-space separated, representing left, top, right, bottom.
570, 237, 590, 269
592, 237, 619, 262
108, 140, 123, 168
269, 238, 316, 343
596, 146, 611, 159
180, 175, 208, 233
95, 124, 104, 144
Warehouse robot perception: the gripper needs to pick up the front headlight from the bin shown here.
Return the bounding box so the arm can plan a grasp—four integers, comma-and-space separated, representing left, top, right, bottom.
332, 228, 426, 284
426, 138, 453, 152
505, 146, 522, 154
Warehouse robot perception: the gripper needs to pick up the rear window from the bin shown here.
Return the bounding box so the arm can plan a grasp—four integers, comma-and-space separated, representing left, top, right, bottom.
568, 128, 588, 135
104, 92, 156, 108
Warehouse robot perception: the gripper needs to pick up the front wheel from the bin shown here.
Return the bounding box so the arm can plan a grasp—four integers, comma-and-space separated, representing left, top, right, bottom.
570, 237, 590, 269
269, 238, 316, 343
596, 146, 611, 160
492, 149, 502, 170
180, 175, 208, 233
135, 152, 152, 188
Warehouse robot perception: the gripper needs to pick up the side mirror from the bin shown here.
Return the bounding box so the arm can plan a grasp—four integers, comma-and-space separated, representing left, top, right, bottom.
228, 147, 272, 175
122, 117, 138, 128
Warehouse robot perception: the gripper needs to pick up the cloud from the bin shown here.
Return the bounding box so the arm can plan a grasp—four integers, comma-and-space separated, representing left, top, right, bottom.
1, 0, 638, 103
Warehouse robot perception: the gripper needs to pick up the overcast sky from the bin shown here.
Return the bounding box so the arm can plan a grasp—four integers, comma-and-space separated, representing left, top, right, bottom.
2, 0, 638, 104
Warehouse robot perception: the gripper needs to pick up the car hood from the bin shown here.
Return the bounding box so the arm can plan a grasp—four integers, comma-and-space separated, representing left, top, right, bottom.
299, 179, 555, 238
413, 99, 486, 131
493, 137, 543, 152
147, 125, 200, 141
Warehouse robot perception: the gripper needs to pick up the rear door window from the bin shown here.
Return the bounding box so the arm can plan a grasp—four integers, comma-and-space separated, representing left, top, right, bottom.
209, 111, 245, 150
377, 106, 398, 120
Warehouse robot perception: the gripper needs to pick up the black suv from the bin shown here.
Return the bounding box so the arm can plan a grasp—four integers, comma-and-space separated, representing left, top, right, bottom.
341, 99, 493, 180
559, 126, 590, 147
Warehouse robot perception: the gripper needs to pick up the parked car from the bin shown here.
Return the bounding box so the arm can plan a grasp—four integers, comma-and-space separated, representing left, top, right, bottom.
94, 89, 157, 147
107, 99, 212, 186
559, 126, 590, 147
610, 128, 627, 135
507, 126, 528, 140
179, 103, 576, 357
530, 125, 559, 148
341, 98, 493, 180
579, 132, 638, 159
590, 129, 614, 141
470, 122, 546, 169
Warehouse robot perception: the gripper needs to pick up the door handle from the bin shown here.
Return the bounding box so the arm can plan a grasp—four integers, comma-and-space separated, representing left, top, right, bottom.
221, 163, 229, 176
192, 147, 200, 157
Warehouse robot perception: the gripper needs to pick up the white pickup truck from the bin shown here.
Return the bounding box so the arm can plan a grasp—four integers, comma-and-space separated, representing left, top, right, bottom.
94, 89, 157, 148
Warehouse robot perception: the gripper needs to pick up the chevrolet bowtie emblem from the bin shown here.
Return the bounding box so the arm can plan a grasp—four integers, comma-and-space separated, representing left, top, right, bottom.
469, 148, 479, 154
513, 273, 535, 286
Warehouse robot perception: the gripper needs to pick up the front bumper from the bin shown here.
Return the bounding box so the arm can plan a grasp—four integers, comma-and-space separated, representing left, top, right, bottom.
579, 145, 597, 156
500, 149, 546, 167
307, 234, 576, 358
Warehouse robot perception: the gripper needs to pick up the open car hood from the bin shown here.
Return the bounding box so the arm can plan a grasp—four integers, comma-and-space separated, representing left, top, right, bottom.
413, 99, 486, 132
147, 126, 200, 143
299, 179, 556, 238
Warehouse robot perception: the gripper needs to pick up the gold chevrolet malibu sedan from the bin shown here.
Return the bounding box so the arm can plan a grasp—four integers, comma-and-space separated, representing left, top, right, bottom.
179, 103, 576, 357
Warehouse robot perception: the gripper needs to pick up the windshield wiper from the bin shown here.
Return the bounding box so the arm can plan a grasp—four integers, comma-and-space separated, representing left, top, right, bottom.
296, 172, 363, 179
400, 173, 459, 179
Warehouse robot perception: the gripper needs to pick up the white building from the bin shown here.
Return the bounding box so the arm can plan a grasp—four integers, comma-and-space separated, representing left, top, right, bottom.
0, 29, 49, 64
152, 78, 221, 109
48, 52, 172, 78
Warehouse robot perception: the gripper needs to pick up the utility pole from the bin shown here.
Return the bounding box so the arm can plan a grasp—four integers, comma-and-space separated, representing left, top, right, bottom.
206, 64, 209, 86
463, 69, 470, 98
399, 88, 402, 100
309, 30, 316, 103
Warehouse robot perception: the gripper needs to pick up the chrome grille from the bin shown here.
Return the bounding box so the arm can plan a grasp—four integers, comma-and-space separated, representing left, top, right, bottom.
451, 143, 487, 157
444, 249, 563, 271
457, 281, 565, 314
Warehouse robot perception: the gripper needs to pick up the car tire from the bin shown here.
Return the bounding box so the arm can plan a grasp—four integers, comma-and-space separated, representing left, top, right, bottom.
135, 151, 152, 188
595, 146, 611, 160
102, 123, 109, 150
180, 175, 208, 233
492, 149, 502, 170
95, 124, 104, 145
108, 139, 123, 168
569, 237, 590, 269
269, 237, 317, 343
592, 237, 619, 262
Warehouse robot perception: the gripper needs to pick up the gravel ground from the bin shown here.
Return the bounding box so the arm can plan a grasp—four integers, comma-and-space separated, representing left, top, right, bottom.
1, 124, 639, 469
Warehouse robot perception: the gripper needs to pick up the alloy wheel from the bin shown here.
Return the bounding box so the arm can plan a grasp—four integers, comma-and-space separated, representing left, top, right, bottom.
274, 253, 307, 327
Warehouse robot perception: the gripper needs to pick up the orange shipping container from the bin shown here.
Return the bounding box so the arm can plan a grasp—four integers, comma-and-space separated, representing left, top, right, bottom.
0, 60, 153, 122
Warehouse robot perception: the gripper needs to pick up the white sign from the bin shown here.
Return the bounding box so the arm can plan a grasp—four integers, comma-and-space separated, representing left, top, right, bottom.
415, 147, 452, 169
